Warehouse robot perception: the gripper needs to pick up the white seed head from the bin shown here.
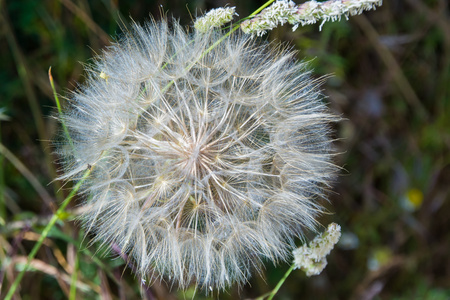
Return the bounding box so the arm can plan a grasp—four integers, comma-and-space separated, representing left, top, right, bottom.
56, 18, 338, 291
293, 223, 341, 276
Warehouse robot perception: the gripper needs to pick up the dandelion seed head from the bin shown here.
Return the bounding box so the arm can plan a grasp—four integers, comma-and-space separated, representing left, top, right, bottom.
56, 18, 338, 291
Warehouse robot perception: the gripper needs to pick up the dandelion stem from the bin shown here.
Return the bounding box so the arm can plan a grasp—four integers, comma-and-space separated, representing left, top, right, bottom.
5, 170, 91, 300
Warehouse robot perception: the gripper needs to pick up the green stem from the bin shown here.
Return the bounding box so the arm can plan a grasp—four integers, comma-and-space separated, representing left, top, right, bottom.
266, 264, 295, 300
248, 0, 276, 17
49, 67, 74, 148
69, 247, 79, 300
0, 122, 4, 222
5, 170, 90, 300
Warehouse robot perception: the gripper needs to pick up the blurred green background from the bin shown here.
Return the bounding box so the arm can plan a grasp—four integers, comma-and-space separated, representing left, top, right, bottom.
0, 0, 449, 299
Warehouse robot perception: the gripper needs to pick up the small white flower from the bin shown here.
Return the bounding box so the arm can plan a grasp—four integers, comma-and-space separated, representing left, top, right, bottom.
194, 7, 237, 32
242, 0, 383, 34
320, 1, 346, 22
241, 0, 297, 36
289, 0, 322, 30
293, 223, 341, 276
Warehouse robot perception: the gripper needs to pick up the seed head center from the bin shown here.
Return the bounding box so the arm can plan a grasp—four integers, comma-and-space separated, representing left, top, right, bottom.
179, 138, 213, 178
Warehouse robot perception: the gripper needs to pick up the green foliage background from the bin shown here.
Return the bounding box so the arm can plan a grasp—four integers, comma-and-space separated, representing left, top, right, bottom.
1, 0, 449, 299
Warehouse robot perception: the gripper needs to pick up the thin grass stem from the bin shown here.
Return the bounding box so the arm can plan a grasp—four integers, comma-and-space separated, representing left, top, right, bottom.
49, 67, 74, 149
266, 264, 295, 300
69, 247, 79, 300
4, 170, 91, 300
0, 122, 5, 222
